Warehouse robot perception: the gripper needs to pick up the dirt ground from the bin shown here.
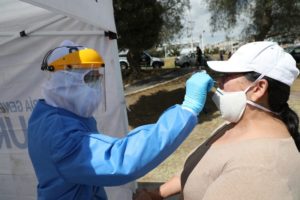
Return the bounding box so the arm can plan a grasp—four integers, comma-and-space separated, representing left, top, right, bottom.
123, 69, 300, 183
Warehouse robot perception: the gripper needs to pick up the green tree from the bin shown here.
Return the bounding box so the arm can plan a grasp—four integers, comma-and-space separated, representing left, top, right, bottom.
207, 0, 300, 41
114, 0, 189, 74
159, 0, 190, 42
167, 44, 181, 57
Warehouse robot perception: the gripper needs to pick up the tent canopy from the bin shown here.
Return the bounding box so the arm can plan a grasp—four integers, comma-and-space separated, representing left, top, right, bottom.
0, 1, 131, 199
0, 0, 118, 46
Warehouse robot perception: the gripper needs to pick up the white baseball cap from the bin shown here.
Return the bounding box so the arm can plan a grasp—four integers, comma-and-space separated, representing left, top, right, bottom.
207, 41, 299, 86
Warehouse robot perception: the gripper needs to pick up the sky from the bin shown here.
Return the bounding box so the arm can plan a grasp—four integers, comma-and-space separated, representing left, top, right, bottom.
177, 0, 243, 47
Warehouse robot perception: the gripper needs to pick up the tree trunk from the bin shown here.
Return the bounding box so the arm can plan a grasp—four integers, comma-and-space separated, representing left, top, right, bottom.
127, 49, 142, 77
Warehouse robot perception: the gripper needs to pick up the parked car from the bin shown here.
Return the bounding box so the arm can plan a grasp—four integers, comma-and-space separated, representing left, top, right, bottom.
175, 53, 210, 68
119, 52, 164, 69
119, 54, 129, 69
284, 45, 300, 63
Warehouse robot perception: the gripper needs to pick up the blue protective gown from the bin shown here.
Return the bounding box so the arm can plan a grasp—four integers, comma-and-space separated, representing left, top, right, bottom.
28, 100, 197, 200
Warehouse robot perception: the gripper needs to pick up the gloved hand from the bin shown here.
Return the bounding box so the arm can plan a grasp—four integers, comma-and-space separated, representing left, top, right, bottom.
182, 72, 214, 115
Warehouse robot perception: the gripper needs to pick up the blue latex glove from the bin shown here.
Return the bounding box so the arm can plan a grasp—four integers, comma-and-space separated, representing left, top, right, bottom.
182, 72, 214, 115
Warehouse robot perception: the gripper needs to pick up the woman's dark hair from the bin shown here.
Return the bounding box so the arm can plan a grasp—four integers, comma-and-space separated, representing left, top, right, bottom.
244, 72, 300, 151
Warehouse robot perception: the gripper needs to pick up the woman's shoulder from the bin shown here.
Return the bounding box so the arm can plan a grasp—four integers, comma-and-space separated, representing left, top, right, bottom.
210, 137, 300, 171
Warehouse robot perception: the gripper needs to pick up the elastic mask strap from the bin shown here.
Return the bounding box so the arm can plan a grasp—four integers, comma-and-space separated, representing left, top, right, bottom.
245, 73, 279, 115
216, 88, 223, 95
246, 100, 279, 115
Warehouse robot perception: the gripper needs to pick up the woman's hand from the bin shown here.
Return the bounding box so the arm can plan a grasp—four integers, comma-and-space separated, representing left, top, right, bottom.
133, 175, 181, 200
133, 188, 163, 200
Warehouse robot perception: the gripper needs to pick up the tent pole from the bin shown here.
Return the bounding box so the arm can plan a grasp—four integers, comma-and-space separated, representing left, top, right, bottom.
30, 31, 105, 36
0, 31, 104, 37
0, 32, 15, 36
0, 15, 66, 46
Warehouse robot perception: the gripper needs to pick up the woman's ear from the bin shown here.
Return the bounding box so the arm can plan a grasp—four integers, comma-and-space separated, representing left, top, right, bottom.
248, 79, 269, 102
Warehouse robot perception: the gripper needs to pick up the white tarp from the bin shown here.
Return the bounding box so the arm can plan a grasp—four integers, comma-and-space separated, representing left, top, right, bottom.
21, 0, 116, 32
0, 0, 133, 199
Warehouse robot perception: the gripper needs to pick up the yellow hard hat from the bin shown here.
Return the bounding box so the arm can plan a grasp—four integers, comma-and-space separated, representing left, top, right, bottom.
42, 47, 105, 72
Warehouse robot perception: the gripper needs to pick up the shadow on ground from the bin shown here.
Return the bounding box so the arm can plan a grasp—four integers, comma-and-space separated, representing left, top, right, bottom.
127, 88, 219, 128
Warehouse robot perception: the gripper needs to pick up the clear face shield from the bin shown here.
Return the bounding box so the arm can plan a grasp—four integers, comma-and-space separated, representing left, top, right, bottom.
65, 65, 105, 90
41, 46, 106, 117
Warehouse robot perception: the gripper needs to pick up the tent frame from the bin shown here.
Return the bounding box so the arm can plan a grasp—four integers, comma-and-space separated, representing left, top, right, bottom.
0, 15, 67, 46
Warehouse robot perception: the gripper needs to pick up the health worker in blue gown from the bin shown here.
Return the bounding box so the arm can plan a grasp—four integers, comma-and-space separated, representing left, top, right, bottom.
27, 40, 214, 200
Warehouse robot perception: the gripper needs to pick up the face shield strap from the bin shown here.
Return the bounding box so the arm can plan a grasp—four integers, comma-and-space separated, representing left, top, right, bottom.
68, 46, 80, 53
41, 49, 56, 71
41, 46, 84, 72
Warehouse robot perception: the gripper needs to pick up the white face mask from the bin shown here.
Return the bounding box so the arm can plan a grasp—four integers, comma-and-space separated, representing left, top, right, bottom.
42, 70, 102, 118
212, 74, 273, 123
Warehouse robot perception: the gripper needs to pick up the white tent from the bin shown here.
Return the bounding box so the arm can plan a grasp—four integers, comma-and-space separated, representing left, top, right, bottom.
0, 0, 134, 199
